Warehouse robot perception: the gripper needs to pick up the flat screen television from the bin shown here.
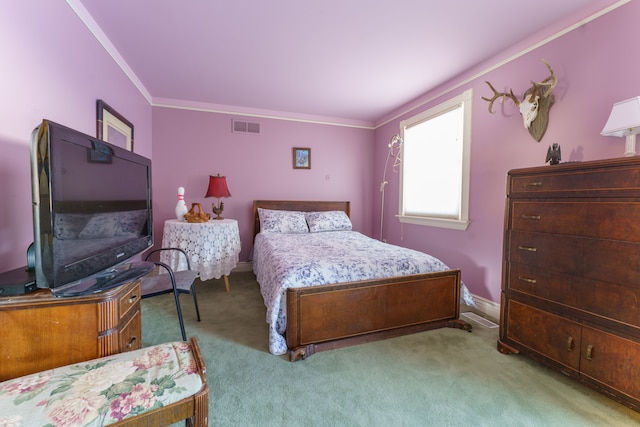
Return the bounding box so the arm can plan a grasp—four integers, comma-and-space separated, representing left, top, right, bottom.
31, 119, 154, 297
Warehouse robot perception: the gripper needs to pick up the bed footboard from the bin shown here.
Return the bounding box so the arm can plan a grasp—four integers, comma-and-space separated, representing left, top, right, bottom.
286, 269, 471, 361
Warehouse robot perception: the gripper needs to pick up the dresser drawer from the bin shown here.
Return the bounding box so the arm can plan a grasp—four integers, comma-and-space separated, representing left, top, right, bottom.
511, 201, 640, 241
506, 300, 581, 371
119, 281, 141, 320
509, 231, 640, 284
582, 238, 640, 285
581, 326, 640, 401
509, 166, 640, 196
508, 231, 581, 274
510, 202, 585, 235
119, 308, 141, 352
508, 263, 640, 327
583, 202, 640, 241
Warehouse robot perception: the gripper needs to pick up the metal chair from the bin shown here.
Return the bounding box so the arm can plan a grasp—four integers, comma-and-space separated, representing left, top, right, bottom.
140, 248, 201, 340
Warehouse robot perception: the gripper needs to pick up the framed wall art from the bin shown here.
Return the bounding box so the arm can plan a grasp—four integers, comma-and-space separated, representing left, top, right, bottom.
293, 147, 311, 169
96, 99, 134, 151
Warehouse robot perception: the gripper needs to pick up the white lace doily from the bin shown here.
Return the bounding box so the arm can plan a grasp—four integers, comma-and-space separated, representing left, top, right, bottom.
160, 219, 241, 280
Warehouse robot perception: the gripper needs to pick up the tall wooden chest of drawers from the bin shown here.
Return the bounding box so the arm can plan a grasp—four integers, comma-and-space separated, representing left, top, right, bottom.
499, 157, 640, 412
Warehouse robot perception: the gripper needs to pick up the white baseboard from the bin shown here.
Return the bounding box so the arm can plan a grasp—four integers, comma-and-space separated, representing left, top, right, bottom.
232, 261, 253, 273
470, 293, 500, 323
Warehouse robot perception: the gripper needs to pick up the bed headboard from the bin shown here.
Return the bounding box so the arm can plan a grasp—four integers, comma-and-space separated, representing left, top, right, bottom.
252, 200, 350, 238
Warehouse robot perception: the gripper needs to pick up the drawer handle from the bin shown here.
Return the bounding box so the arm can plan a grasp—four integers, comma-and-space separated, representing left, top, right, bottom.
523, 182, 543, 187
586, 344, 594, 361
521, 214, 541, 220
518, 245, 537, 252
518, 276, 537, 284
127, 294, 138, 304
566, 336, 574, 351
127, 336, 137, 349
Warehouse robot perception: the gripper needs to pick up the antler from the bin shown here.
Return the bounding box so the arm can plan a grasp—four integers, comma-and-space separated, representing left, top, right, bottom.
481, 81, 521, 114
527, 59, 557, 100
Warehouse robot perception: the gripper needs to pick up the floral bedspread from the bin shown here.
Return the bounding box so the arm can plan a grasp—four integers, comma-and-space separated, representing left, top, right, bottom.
0, 341, 202, 427
252, 231, 476, 355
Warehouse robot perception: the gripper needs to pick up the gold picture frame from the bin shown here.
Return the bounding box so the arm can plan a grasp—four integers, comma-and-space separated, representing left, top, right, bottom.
96, 99, 134, 151
293, 147, 311, 169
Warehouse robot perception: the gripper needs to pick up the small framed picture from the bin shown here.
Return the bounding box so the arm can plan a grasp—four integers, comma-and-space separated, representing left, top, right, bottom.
293, 147, 311, 169
96, 99, 134, 151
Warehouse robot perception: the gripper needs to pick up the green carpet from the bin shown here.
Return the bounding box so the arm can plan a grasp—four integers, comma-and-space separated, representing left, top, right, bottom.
141, 271, 640, 426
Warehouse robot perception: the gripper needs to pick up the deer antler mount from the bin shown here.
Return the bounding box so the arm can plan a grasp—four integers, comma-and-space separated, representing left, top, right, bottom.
482, 60, 557, 142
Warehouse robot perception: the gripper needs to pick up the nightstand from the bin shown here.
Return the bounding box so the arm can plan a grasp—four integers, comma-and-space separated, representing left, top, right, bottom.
161, 219, 241, 292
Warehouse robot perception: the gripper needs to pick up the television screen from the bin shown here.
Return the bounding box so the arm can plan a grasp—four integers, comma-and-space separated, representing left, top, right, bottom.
31, 120, 153, 296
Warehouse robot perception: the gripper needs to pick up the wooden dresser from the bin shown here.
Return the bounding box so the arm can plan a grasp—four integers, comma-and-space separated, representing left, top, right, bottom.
499, 157, 640, 412
0, 280, 141, 381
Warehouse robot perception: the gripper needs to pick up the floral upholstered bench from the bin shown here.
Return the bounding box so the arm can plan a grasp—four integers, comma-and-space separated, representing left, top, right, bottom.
0, 337, 208, 427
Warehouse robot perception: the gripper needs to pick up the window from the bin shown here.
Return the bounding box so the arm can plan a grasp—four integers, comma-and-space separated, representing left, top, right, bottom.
398, 89, 472, 230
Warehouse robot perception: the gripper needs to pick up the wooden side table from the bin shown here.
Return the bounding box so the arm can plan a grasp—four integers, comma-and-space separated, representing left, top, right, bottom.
161, 219, 241, 292
0, 280, 141, 381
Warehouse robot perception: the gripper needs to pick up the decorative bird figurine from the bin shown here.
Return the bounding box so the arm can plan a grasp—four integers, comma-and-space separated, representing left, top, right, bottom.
212, 201, 225, 220
546, 143, 561, 165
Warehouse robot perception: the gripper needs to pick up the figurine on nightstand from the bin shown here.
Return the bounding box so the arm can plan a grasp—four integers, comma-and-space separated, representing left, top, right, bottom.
545, 143, 561, 165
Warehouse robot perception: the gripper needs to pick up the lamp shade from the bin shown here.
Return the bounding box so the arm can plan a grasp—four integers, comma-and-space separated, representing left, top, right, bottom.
205, 174, 231, 199
601, 97, 640, 137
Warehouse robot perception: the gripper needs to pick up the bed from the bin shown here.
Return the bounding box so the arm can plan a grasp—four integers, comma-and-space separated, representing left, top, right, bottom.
252, 200, 474, 361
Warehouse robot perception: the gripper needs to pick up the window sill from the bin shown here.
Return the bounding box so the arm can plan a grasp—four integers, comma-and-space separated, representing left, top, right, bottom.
398, 215, 470, 231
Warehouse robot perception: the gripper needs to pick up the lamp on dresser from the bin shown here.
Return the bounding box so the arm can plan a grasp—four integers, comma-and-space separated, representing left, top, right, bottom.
205, 174, 231, 220
601, 96, 640, 157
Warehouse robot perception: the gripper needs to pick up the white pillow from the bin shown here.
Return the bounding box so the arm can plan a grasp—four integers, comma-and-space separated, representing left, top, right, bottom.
258, 208, 309, 234
305, 211, 352, 233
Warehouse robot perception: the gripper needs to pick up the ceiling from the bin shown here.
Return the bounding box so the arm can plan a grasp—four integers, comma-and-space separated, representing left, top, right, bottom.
73, 0, 620, 126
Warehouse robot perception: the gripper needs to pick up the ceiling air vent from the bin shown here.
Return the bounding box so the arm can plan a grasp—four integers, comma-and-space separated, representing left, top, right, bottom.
232, 119, 261, 134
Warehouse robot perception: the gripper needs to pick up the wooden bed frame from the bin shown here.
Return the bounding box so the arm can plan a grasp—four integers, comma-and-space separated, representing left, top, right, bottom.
252, 200, 472, 361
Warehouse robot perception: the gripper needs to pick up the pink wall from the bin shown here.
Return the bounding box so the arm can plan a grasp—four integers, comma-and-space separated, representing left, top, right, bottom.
1, 1, 636, 308
151, 107, 374, 261
0, 2, 152, 271
374, 1, 639, 303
